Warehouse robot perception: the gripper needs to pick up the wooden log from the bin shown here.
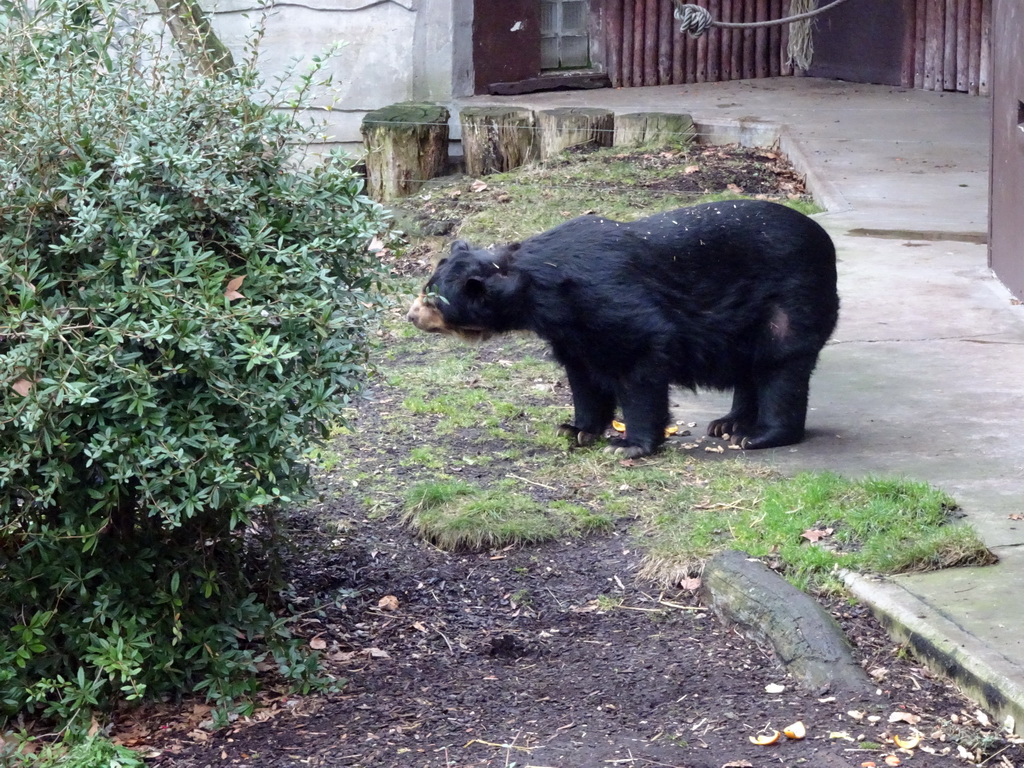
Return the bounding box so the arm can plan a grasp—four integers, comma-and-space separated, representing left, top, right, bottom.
915, 0, 927, 88
686, 12, 698, 82
707, 15, 721, 81
780, 2, 792, 75
672, 4, 686, 83
536, 108, 615, 159
756, 0, 769, 79
459, 107, 537, 177
696, 0, 709, 82
622, 0, 635, 88
978, 0, 990, 95
733, 2, 745, 78
644, 0, 658, 86
968, 0, 981, 95
943, 0, 957, 91
607, 0, 623, 87
658, 0, 673, 84
956, 0, 969, 91
633, 0, 645, 86
701, 550, 877, 699
902, 0, 917, 88
743, 0, 756, 79
769, 0, 782, 78
361, 102, 450, 202
721, 0, 734, 80
613, 112, 697, 147
925, 0, 943, 90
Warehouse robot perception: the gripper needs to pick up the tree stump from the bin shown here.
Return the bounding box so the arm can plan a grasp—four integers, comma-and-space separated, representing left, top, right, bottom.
536, 107, 615, 159
613, 112, 696, 148
459, 107, 538, 177
361, 103, 450, 202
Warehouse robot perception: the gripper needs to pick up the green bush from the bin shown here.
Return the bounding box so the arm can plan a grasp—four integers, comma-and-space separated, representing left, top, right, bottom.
0, 0, 389, 732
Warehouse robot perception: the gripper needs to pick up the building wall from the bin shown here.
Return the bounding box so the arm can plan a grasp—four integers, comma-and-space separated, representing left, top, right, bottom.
185, 0, 467, 153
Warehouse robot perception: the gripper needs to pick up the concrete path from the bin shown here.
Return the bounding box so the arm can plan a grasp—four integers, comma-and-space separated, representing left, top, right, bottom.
459, 77, 1024, 732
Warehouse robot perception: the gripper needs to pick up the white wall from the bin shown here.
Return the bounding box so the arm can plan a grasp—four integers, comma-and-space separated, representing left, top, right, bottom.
199, 0, 470, 154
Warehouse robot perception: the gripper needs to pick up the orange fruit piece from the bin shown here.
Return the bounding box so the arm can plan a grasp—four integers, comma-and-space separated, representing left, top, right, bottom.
783, 721, 806, 740
749, 730, 780, 745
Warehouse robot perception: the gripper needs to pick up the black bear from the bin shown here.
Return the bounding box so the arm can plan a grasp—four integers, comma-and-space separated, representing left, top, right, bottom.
407, 199, 839, 458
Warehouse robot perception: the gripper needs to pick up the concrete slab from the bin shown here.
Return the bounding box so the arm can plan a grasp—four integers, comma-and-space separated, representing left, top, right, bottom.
458, 78, 1024, 732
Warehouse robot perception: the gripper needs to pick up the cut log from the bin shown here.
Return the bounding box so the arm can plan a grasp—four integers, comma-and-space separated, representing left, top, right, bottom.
700, 550, 878, 699
613, 112, 696, 148
536, 108, 615, 159
361, 103, 450, 202
459, 107, 538, 177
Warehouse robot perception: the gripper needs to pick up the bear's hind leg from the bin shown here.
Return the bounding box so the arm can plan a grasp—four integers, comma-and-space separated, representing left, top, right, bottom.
707, 381, 758, 439
735, 357, 816, 449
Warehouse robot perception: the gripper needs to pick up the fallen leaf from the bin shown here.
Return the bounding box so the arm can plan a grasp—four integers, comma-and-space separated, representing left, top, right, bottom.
801, 527, 834, 542
11, 378, 33, 397
704, 445, 725, 453
684, 165, 700, 174
364, 647, 391, 659
722, 762, 753, 767
679, 577, 701, 591
727, 183, 744, 194
224, 275, 245, 301
309, 635, 327, 651
1009, 513, 1023, 520
765, 683, 785, 694
377, 595, 399, 611
368, 236, 385, 252
469, 180, 488, 193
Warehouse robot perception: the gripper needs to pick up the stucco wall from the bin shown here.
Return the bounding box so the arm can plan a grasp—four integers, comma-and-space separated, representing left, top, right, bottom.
182, 0, 466, 154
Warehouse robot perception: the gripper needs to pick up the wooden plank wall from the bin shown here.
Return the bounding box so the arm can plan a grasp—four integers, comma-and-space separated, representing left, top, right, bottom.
605, 0, 795, 87
905, 0, 991, 94
605, 0, 991, 96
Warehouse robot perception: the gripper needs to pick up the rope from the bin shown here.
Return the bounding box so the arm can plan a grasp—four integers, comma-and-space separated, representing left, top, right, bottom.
671, 0, 856, 38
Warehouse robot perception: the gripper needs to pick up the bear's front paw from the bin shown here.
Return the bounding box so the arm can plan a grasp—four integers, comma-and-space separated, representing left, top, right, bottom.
603, 438, 653, 459
557, 423, 601, 447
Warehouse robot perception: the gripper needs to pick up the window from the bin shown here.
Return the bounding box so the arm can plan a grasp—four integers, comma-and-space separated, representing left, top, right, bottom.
540, 0, 590, 70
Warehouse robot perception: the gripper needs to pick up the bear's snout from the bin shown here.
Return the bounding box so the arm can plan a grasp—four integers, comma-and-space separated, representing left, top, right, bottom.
407, 295, 448, 333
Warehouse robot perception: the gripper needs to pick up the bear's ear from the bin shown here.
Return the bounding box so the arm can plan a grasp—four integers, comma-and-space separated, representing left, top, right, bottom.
451, 240, 470, 255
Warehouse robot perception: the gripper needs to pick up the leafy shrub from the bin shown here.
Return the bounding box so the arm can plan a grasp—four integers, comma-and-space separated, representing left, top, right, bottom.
0, 0, 389, 732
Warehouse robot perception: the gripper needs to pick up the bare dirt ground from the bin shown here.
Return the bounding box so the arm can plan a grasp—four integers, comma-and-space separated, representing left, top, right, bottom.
131, 147, 1024, 768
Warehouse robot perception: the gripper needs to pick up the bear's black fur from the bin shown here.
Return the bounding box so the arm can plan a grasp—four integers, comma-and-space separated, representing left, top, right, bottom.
408, 199, 839, 457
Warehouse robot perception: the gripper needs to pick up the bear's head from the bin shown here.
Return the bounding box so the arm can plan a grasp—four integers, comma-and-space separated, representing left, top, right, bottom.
407, 240, 526, 342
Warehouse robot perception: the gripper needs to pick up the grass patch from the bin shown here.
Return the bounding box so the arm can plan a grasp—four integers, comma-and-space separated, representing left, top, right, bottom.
333, 144, 993, 593
394, 143, 820, 246
640, 470, 995, 591
402, 479, 612, 551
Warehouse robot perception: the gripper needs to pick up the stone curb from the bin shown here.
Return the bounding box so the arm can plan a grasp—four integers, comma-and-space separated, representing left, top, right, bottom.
844, 571, 1024, 736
